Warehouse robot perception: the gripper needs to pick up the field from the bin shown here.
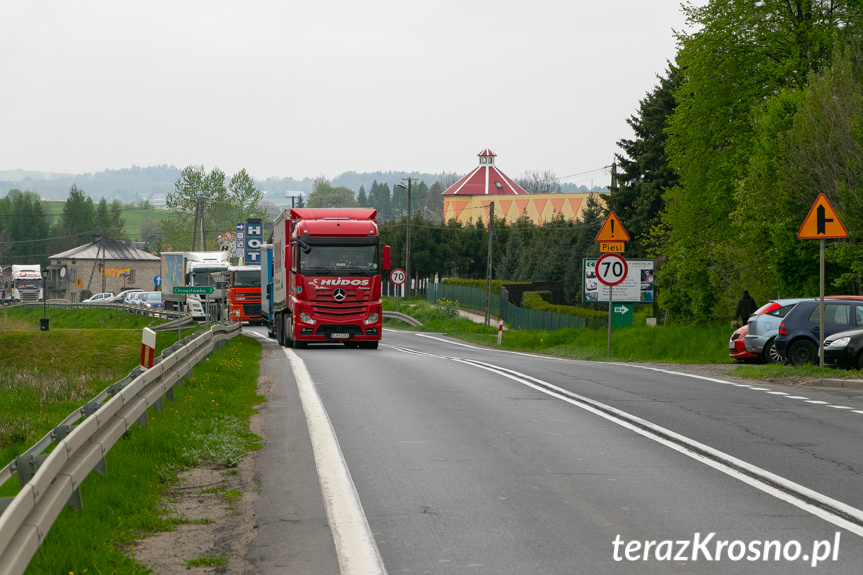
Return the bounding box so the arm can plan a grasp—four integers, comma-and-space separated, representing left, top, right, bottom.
41, 200, 170, 240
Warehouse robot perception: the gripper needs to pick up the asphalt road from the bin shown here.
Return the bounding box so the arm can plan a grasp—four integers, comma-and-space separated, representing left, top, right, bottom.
245, 327, 863, 574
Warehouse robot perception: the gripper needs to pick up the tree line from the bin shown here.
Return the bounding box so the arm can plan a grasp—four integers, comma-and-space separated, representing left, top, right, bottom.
609, 0, 863, 322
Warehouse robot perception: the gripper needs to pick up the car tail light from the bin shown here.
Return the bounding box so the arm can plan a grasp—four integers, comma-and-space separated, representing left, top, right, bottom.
778, 322, 787, 335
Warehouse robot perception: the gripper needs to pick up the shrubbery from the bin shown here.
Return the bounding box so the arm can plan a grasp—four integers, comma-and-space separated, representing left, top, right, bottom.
521, 291, 608, 329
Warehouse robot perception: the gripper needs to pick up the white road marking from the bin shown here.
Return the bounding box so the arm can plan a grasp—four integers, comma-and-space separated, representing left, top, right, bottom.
283, 347, 387, 575
388, 341, 863, 538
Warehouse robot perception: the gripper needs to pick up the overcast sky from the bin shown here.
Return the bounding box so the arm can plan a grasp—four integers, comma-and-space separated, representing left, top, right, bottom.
0, 1, 698, 189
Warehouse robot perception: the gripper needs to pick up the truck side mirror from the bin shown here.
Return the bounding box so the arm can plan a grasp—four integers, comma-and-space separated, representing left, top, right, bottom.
382, 245, 391, 271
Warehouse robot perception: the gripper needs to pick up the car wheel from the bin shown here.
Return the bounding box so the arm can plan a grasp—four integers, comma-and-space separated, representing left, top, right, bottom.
762, 339, 784, 364
787, 340, 817, 365
857, 352, 863, 371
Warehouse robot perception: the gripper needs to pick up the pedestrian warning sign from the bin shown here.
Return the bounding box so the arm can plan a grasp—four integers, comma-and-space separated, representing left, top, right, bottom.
798, 194, 848, 239
595, 212, 630, 242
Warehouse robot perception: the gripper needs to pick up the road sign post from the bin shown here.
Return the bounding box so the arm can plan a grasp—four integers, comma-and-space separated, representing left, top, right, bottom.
594, 214, 631, 357
596, 252, 628, 358
390, 268, 406, 312
798, 194, 848, 367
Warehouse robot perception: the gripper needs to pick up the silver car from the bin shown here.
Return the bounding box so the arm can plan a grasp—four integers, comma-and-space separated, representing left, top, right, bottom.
744, 298, 810, 363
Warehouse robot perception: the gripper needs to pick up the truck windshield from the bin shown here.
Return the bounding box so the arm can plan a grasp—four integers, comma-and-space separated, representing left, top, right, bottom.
232, 270, 261, 288
190, 266, 226, 287
14, 279, 42, 289
300, 245, 378, 275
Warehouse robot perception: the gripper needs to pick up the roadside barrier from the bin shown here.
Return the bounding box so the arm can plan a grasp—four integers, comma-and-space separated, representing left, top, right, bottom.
0, 321, 242, 575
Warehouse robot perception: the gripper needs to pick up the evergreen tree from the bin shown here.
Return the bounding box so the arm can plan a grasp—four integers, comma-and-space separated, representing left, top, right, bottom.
52, 184, 95, 254
610, 64, 681, 258
1, 190, 50, 265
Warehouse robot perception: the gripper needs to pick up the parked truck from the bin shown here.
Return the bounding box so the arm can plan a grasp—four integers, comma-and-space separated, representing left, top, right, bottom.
160, 251, 230, 321
272, 208, 390, 349
261, 244, 274, 337
226, 264, 262, 324
10, 264, 43, 303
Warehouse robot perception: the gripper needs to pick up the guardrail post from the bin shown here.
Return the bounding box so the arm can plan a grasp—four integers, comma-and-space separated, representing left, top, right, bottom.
15, 454, 47, 487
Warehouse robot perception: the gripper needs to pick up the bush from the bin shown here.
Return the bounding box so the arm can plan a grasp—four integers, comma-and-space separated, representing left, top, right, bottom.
440, 278, 519, 296
521, 291, 608, 328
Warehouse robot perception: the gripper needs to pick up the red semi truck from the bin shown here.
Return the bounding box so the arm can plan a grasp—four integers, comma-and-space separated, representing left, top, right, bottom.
272, 208, 390, 349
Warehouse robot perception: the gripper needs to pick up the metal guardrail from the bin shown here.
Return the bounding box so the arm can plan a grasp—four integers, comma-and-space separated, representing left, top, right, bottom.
382, 311, 423, 326
0, 321, 242, 575
2, 300, 187, 321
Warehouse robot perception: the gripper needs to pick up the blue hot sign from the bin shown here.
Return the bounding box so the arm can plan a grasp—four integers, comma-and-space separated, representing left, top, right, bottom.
244, 218, 263, 264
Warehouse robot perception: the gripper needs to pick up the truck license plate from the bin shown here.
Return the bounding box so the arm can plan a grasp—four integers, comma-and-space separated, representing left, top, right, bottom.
331, 333, 349, 339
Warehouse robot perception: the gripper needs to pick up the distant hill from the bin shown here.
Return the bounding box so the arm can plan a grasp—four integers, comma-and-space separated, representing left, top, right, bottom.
0, 166, 602, 203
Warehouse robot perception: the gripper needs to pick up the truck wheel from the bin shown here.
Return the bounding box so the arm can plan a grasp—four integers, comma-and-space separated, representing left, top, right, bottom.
285, 315, 295, 348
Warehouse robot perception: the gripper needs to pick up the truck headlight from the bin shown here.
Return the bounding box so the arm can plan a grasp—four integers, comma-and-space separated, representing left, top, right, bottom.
299, 311, 315, 324
363, 312, 379, 325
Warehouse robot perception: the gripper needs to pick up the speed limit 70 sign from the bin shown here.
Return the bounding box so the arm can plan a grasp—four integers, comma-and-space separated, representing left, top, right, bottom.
390, 268, 406, 285
595, 253, 628, 287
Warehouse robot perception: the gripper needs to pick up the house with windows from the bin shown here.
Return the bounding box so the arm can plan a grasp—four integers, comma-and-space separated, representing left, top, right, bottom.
442, 149, 600, 226
48, 236, 161, 302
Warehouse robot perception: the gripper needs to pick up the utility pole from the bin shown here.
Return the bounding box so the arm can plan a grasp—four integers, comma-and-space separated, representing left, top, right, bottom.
397, 178, 416, 297
485, 201, 494, 327
101, 231, 107, 294
191, 195, 200, 251
610, 159, 618, 191
199, 195, 206, 251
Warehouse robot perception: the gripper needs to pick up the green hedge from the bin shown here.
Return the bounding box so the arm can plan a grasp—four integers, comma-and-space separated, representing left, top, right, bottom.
522, 291, 608, 328
441, 278, 519, 296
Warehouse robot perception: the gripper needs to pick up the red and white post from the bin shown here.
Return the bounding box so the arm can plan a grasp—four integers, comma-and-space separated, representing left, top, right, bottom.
141, 327, 156, 369
497, 319, 503, 345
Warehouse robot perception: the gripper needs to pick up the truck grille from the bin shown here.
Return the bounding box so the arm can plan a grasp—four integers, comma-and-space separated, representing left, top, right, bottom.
311, 302, 367, 321
242, 304, 261, 317
19, 290, 40, 303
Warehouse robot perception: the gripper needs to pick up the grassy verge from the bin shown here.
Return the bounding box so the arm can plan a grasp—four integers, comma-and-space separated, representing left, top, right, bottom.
12, 334, 262, 575
383, 298, 861, 381
0, 309, 197, 464
0, 306, 262, 574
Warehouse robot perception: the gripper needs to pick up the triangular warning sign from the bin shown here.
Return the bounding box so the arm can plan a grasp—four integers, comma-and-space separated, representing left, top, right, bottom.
798, 194, 848, 239
74, 278, 83, 286
595, 212, 630, 242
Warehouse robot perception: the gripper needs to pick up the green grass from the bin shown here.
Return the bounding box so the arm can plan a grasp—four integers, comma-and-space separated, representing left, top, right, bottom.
383, 298, 861, 381
42, 200, 170, 240
9, 334, 263, 575
185, 554, 227, 567
0, 308, 194, 461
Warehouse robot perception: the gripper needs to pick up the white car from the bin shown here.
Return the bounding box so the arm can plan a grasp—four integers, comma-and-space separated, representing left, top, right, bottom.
106, 289, 143, 303
82, 292, 114, 303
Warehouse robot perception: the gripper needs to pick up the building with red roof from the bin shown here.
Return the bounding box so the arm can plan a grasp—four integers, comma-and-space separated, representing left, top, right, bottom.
442, 149, 600, 226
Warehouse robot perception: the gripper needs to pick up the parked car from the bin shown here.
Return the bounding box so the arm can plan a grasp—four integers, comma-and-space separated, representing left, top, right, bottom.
774, 299, 863, 365
822, 327, 863, 370
743, 298, 811, 364
140, 291, 163, 311
124, 291, 148, 307
729, 323, 757, 362
106, 288, 143, 303
81, 292, 114, 304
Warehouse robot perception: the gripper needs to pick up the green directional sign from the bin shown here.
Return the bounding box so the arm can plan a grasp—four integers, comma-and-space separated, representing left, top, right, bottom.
610, 303, 633, 329
172, 286, 215, 295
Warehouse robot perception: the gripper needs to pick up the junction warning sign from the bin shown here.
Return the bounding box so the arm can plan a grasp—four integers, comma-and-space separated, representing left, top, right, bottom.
798, 194, 848, 239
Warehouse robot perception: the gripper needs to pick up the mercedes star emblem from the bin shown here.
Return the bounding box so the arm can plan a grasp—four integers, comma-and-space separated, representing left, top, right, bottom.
333, 288, 347, 301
